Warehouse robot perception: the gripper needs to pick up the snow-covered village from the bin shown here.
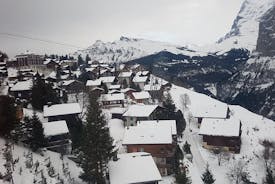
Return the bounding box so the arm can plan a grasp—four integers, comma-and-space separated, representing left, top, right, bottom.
0, 0, 275, 184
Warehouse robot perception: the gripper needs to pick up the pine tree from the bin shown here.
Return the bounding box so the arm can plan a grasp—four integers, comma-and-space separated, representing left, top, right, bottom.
30, 113, 47, 151
0, 95, 18, 137
183, 141, 191, 154
79, 94, 115, 183
85, 54, 91, 64
175, 168, 191, 184
201, 164, 215, 184
31, 74, 60, 110
265, 167, 275, 184
77, 55, 84, 66
62, 90, 68, 103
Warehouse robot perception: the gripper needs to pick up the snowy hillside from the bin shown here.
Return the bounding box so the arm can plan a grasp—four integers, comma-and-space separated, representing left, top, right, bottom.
170, 84, 275, 183
214, 0, 275, 53
74, 36, 204, 63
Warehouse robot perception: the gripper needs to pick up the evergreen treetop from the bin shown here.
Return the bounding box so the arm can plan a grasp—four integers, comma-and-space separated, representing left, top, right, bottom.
201, 164, 215, 184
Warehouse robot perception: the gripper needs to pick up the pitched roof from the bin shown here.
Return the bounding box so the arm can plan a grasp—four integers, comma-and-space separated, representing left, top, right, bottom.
10, 80, 32, 91
43, 103, 82, 117
190, 99, 228, 119
101, 93, 125, 101
100, 76, 116, 83
132, 91, 151, 100
123, 104, 158, 117
108, 152, 161, 184
43, 120, 69, 137
137, 120, 177, 135
86, 79, 102, 86
199, 117, 241, 137
132, 75, 148, 83
118, 71, 132, 78
123, 124, 173, 145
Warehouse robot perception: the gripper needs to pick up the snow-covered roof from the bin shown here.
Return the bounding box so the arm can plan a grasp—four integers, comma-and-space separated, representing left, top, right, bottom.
123, 104, 158, 117
108, 152, 161, 184
132, 75, 148, 83
118, 71, 132, 78
108, 84, 121, 90
132, 91, 151, 100
8, 68, 18, 78
109, 107, 127, 114
190, 99, 228, 119
86, 79, 102, 86
43, 120, 69, 137
101, 93, 125, 101
123, 124, 173, 145
85, 67, 96, 72
43, 103, 82, 117
100, 76, 116, 83
10, 80, 32, 91
138, 120, 177, 135
120, 88, 136, 93
199, 117, 241, 137
144, 84, 161, 91
108, 90, 121, 94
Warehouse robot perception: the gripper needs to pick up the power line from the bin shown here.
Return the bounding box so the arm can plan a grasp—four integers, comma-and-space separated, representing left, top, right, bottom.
0, 32, 85, 49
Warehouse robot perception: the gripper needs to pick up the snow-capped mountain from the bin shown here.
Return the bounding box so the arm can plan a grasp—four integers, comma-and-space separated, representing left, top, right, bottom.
74, 36, 203, 63
215, 0, 275, 52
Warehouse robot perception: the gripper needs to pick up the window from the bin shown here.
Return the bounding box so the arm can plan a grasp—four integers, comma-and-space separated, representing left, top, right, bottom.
139, 147, 144, 152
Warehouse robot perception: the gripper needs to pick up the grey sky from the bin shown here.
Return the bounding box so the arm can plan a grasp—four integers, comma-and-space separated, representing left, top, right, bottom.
0, 0, 243, 57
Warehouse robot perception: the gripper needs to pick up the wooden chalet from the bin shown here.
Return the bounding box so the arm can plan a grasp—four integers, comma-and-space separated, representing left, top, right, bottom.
199, 117, 242, 153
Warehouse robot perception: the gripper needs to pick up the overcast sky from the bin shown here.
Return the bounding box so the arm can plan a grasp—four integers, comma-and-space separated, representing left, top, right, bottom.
0, 0, 243, 57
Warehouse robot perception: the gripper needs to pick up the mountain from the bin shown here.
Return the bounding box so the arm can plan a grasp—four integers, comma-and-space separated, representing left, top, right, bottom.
74, 36, 203, 63
215, 0, 275, 53
75, 0, 274, 120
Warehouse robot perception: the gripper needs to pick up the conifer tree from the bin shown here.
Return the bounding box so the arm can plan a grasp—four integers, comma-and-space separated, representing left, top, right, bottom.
77, 55, 84, 66
31, 74, 60, 110
79, 94, 115, 183
175, 168, 191, 184
0, 95, 18, 137
30, 113, 47, 151
201, 164, 215, 184
265, 167, 275, 184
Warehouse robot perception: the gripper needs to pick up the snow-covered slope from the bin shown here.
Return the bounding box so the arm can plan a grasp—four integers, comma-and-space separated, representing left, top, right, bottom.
74, 36, 203, 63
169, 84, 275, 184
214, 0, 275, 53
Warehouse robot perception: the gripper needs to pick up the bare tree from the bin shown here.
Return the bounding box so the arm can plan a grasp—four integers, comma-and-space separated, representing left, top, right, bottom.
227, 160, 252, 184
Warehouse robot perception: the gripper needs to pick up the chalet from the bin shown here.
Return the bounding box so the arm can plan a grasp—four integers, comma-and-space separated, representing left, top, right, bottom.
100, 93, 125, 108
144, 84, 163, 104
88, 87, 102, 95
44, 59, 58, 69
199, 117, 242, 153
137, 120, 177, 140
190, 99, 229, 125
43, 103, 82, 122
86, 79, 102, 90
121, 88, 136, 98
118, 71, 132, 86
9, 80, 32, 99
110, 107, 127, 119
131, 91, 151, 104
132, 75, 148, 90
43, 120, 71, 154
122, 124, 176, 176
122, 104, 160, 126
108, 152, 161, 184
100, 76, 116, 88
61, 80, 84, 94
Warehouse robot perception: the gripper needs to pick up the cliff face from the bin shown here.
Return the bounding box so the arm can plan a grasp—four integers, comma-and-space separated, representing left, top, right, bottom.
256, 6, 275, 56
